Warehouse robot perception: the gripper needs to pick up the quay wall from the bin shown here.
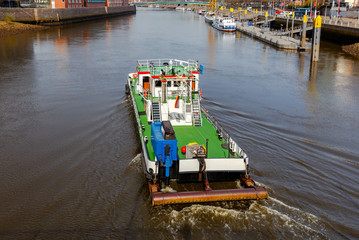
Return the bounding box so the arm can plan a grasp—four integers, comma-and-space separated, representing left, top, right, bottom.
273, 17, 359, 44
0, 6, 136, 25
320, 23, 359, 44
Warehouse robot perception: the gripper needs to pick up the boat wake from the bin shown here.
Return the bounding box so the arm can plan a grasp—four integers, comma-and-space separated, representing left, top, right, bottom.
125, 153, 142, 172
119, 98, 130, 105
160, 186, 177, 193
149, 196, 328, 239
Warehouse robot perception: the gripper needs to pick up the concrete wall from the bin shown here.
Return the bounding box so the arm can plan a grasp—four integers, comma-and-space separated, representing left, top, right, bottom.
274, 17, 359, 44
321, 23, 359, 44
0, 5, 135, 25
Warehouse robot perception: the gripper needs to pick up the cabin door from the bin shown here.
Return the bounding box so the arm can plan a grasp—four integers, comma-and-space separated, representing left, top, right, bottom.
192, 80, 196, 91
143, 77, 150, 91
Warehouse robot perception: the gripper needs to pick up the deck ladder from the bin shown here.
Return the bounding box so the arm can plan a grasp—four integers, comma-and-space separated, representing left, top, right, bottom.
152, 102, 161, 122
192, 97, 202, 126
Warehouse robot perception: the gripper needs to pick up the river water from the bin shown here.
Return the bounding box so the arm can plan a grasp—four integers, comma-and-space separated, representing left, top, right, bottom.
1, 8, 358, 239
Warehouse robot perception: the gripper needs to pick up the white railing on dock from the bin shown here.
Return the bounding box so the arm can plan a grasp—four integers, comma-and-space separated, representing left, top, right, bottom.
259, 14, 359, 29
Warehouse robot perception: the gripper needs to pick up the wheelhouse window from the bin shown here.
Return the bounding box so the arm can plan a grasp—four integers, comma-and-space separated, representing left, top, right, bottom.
155, 80, 162, 87
174, 81, 181, 87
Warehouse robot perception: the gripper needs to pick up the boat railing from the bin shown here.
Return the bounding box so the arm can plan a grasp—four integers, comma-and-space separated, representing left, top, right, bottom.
201, 104, 246, 158
137, 59, 199, 74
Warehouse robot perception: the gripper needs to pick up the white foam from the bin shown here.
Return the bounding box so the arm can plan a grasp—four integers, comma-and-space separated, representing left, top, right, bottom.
269, 197, 319, 222
125, 153, 142, 174
160, 186, 177, 193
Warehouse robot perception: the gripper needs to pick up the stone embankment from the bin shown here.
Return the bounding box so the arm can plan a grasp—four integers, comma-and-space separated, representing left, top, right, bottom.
0, 6, 135, 25
342, 43, 359, 58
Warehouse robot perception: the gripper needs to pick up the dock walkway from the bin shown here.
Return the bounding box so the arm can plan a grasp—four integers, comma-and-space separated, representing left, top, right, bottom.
236, 22, 311, 50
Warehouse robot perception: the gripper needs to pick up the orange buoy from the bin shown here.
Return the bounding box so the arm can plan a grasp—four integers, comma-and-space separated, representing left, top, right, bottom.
133, 73, 138, 78
144, 91, 147, 98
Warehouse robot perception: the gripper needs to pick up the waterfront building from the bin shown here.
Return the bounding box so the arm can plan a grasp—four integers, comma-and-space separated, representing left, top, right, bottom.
0, 0, 21, 7
53, 0, 128, 8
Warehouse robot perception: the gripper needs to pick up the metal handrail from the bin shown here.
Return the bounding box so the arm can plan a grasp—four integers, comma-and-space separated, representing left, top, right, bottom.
137, 59, 198, 68
201, 105, 247, 159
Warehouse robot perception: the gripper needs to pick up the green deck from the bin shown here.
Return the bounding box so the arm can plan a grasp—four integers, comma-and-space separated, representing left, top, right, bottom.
131, 78, 231, 161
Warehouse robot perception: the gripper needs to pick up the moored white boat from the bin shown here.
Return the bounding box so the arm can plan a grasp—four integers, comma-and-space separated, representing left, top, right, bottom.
212, 16, 236, 32
197, 9, 206, 15
204, 12, 215, 24
175, 6, 185, 11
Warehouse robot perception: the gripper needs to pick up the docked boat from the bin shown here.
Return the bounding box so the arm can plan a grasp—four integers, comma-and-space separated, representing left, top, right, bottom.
175, 6, 185, 11
212, 16, 236, 32
204, 12, 215, 24
126, 59, 268, 206
197, 9, 206, 15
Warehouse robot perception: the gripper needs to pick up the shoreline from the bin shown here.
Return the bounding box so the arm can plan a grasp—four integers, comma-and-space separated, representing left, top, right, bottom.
342, 43, 359, 58
0, 21, 48, 38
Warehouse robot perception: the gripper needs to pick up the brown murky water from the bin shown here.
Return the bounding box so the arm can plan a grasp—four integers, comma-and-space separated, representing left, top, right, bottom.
1, 8, 358, 239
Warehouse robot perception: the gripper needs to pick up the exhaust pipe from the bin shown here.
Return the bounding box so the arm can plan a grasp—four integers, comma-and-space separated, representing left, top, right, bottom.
151, 187, 269, 206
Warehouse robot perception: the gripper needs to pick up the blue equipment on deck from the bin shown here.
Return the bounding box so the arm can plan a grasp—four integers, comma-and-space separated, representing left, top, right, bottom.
151, 121, 178, 180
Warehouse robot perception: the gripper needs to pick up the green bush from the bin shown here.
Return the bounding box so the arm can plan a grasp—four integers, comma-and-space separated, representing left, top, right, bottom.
4, 13, 15, 23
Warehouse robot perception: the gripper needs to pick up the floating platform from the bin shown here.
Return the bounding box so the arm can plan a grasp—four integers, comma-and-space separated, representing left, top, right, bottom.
236, 23, 312, 51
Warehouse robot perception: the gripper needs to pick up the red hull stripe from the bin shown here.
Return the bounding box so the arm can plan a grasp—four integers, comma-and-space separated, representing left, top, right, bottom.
137, 71, 151, 74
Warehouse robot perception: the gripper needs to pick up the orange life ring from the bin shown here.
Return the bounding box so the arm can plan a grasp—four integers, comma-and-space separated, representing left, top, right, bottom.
144, 91, 147, 98
200, 90, 202, 97
133, 73, 138, 79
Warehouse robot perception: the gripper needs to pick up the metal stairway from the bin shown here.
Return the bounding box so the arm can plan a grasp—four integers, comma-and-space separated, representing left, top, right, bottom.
192, 98, 202, 126
152, 102, 161, 122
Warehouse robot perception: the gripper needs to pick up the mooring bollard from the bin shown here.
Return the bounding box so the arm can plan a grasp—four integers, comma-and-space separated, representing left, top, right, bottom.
311, 16, 322, 62
291, 12, 295, 38
265, 11, 268, 25
300, 14, 308, 49
286, 12, 289, 32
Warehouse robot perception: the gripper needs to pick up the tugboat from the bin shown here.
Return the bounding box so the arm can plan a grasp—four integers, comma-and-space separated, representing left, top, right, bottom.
126, 59, 268, 206
212, 16, 236, 32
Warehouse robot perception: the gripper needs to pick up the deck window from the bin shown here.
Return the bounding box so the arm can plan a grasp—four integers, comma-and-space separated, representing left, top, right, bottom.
155, 80, 162, 87
174, 81, 181, 87
167, 81, 172, 87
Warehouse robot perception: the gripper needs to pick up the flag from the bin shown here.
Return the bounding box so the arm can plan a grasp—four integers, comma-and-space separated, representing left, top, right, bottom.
313, 1, 316, 7
337, 0, 339, 6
